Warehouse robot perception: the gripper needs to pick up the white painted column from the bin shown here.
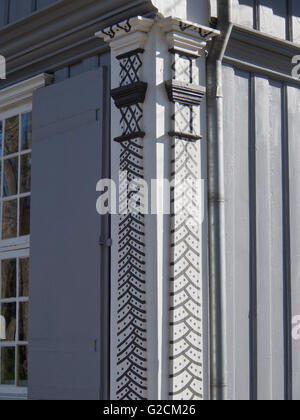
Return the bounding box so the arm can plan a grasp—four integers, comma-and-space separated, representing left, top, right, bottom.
159, 17, 219, 400
97, 15, 218, 401
97, 17, 154, 400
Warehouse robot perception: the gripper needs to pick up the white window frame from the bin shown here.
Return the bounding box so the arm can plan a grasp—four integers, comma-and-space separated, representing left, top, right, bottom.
0, 74, 52, 400
0, 248, 29, 397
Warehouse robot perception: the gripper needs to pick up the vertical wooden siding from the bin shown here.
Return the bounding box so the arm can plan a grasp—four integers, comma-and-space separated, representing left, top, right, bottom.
223, 63, 300, 400
232, 0, 300, 43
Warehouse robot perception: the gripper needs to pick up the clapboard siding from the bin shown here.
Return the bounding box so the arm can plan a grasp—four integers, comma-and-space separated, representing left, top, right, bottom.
0, 0, 59, 27
223, 63, 300, 400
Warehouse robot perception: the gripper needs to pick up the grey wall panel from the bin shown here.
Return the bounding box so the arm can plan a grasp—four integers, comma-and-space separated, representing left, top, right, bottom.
0, 1, 9, 26
255, 76, 284, 400
53, 53, 110, 85
29, 69, 107, 400
223, 64, 300, 400
36, 0, 59, 9
8, 0, 32, 23
287, 85, 300, 400
291, 0, 300, 43
223, 65, 251, 400
0, 0, 59, 27
231, 0, 300, 41
232, 0, 254, 28
259, 0, 287, 39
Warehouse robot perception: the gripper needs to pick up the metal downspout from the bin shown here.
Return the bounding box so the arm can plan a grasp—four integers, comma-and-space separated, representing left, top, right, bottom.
206, 0, 233, 401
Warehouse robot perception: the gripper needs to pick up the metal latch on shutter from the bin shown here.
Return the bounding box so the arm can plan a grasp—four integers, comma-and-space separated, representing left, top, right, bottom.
99, 238, 112, 247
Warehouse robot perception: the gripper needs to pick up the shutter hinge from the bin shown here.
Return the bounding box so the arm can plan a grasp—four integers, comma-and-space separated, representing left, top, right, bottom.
99, 238, 112, 247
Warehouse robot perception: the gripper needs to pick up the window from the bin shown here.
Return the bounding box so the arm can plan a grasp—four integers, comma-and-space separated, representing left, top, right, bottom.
0, 112, 32, 390
0, 253, 29, 387
0, 113, 32, 240
0, 74, 51, 398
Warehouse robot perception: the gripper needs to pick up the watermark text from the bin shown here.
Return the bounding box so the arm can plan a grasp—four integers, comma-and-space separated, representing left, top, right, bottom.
0, 315, 6, 340
292, 55, 300, 79
0, 55, 6, 80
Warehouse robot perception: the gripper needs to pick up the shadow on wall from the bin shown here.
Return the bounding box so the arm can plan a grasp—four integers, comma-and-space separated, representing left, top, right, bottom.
233, 0, 300, 41
152, 0, 209, 26
237, 0, 300, 19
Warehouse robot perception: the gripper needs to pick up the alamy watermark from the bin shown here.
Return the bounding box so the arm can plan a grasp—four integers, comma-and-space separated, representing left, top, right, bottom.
292, 316, 300, 341
292, 55, 300, 79
0, 55, 6, 80
96, 171, 205, 223
0, 315, 5, 340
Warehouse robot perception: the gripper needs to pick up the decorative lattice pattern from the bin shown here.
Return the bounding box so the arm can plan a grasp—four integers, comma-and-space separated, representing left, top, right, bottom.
120, 52, 143, 86
102, 19, 132, 39
120, 104, 143, 136
172, 103, 194, 135
169, 137, 203, 400
171, 53, 193, 84
116, 138, 147, 400
179, 21, 214, 38
112, 44, 148, 400
170, 52, 197, 136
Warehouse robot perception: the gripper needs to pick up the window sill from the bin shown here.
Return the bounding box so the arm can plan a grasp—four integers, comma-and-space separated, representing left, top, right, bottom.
0, 386, 27, 400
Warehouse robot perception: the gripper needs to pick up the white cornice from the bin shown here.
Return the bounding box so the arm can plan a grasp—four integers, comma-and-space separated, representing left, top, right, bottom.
0, 0, 156, 86
0, 73, 52, 113
159, 17, 220, 56
96, 16, 154, 54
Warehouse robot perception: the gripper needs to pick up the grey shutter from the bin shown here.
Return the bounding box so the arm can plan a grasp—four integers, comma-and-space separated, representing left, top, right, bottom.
28, 68, 110, 400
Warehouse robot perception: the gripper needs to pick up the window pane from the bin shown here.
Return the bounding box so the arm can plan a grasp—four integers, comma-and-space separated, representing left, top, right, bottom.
19, 258, 29, 298
1, 347, 15, 385
4, 116, 19, 156
20, 154, 31, 194
1, 303, 16, 341
17, 346, 28, 387
1, 259, 16, 299
0, 161, 2, 199
19, 197, 30, 237
2, 199, 17, 239
3, 157, 18, 197
21, 113, 32, 151
0, 120, 3, 156
19, 302, 28, 342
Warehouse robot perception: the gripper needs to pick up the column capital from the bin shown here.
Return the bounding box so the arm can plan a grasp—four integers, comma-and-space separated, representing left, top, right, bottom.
159, 16, 220, 57
96, 16, 154, 55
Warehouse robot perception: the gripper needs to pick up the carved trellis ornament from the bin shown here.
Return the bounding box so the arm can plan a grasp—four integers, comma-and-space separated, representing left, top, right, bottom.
97, 16, 153, 401
160, 17, 219, 400
97, 16, 219, 401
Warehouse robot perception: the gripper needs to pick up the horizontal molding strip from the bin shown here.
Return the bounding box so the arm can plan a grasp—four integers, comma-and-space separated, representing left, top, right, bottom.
223, 57, 300, 87
225, 24, 300, 85
168, 131, 203, 141
0, 0, 157, 87
114, 131, 146, 143
165, 80, 206, 106
111, 82, 148, 108
0, 73, 53, 112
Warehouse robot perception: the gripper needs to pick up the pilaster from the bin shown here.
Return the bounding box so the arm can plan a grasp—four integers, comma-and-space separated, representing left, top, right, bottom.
159, 17, 219, 400
97, 16, 154, 401
97, 14, 219, 401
